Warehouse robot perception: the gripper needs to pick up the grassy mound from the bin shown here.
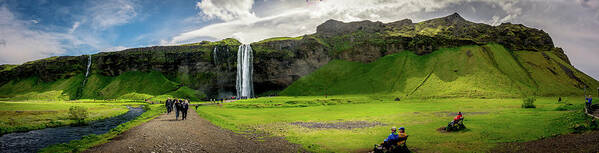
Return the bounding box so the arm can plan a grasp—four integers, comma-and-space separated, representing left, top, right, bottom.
280, 44, 598, 98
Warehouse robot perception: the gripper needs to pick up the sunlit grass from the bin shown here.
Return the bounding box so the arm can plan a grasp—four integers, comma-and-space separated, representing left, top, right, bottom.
197, 96, 588, 152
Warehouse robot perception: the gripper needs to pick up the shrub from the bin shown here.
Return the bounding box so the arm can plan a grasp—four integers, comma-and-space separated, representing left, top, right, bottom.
68, 106, 88, 124
521, 96, 536, 108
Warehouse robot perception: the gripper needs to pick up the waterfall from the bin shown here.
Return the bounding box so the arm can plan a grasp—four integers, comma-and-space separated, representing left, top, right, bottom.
85, 55, 92, 78
213, 47, 218, 65
82, 55, 92, 87
236, 44, 254, 98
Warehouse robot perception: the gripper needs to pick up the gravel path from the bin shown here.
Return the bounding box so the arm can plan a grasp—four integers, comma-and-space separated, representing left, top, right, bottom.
85, 110, 305, 153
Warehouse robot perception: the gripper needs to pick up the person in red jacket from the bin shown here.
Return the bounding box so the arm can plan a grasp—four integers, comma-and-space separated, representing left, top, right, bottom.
450, 112, 463, 126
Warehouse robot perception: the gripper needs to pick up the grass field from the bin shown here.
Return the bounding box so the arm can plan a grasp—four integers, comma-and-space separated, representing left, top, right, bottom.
196, 96, 592, 152
0, 102, 133, 134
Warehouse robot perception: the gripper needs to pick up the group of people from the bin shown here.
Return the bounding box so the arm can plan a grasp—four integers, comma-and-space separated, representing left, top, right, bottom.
165, 98, 190, 120
376, 112, 464, 152
381, 127, 408, 148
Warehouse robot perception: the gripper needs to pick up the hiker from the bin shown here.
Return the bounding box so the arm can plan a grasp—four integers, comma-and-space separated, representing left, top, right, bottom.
586, 95, 593, 113
182, 99, 189, 120
175, 99, 182, 120
165, 98, 172, 114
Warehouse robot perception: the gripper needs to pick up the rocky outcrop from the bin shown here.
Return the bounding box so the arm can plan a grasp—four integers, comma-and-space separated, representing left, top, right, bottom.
252, 37, 331, 94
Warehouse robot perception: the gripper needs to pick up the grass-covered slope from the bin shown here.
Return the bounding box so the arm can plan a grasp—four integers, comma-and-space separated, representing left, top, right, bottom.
280, 44, 598, 98
0, 71, 205, 101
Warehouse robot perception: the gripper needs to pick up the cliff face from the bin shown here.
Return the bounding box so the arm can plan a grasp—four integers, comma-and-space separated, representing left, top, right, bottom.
0, 13, 586, 99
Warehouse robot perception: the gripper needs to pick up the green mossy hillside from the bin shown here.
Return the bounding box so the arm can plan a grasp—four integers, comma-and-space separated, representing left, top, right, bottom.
280, 44, 599, 98
0, 71, 206, 101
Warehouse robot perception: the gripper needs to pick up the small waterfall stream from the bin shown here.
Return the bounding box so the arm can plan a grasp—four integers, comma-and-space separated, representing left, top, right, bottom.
85, 55, 92, 77
81, 55, 92, 87
236, 44, 254, 98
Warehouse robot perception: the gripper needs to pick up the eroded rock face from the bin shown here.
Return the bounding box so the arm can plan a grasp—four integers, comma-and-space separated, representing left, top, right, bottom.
0, 13, 572, 98
252, 37, 331, 94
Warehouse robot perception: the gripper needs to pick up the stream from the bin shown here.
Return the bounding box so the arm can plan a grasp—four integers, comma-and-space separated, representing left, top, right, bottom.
0, 106, 145, 153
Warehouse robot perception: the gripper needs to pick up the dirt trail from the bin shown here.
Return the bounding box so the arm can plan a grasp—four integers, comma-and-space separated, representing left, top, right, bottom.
85, 110, 305, 153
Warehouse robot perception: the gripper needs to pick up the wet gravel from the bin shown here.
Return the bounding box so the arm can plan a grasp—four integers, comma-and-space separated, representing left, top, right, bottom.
290, 121, 387, 129
86, 111, 306, 153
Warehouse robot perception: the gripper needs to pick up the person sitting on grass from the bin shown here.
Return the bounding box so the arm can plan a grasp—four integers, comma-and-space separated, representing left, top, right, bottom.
381, 127, 399, 149
450, 112, 463, 126
397, 127, 408, 147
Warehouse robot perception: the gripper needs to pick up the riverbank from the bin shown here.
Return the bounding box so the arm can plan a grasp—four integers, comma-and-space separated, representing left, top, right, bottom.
0, 102, 131, 134
39, 104, 164, 153
1, 106, 145, 153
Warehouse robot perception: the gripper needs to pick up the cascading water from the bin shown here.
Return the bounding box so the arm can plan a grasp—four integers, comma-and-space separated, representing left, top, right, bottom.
82, 55, 92, 87
85, 55, 92, 77
213, 47, 218, 65
236, 44, 254, 99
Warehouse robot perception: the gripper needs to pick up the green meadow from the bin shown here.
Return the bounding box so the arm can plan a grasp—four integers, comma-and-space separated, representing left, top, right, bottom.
0, 101, 136, 134
196, 96, 592, 153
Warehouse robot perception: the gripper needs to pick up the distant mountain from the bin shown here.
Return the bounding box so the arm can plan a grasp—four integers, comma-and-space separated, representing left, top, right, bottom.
0, 13, 596, 100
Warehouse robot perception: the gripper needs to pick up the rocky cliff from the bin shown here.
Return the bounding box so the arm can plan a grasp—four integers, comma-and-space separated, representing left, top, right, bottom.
0, 13, 589, 100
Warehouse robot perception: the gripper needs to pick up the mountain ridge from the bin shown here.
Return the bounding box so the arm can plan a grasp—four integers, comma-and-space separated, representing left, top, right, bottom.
0, 13, 596, 100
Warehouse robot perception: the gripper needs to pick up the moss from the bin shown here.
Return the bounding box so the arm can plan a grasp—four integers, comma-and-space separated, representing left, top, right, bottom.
256, 36, 303, 43
280, 44, 597, 98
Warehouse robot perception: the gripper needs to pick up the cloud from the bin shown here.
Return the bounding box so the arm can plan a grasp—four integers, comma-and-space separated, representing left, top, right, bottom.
68, 21, 80, 33
171, 0, 487, 44
100, 46, 128, 52
0, 0, 139, 64
196, 0, 256, 21
0, 5, 65, 64
87, 0, 137, 29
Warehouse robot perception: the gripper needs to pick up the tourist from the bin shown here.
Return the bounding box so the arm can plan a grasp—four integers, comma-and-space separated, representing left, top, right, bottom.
397, 127, 408, 146
182, 99, 189, 120
169, 98, 175, 114
165, 98, 172, 114
381, 127, 399, 149
449, 112, 463, 126
175, 99, 182, 120
586, 95, 593, 113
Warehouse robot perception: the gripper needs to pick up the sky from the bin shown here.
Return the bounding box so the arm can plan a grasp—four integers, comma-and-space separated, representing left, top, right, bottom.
0, 0, 597, 80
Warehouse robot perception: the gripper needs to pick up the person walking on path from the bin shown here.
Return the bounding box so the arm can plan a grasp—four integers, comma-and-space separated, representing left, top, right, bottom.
165, 98, 172, 114
182, 99, 189, 120
175, 99, 182, 120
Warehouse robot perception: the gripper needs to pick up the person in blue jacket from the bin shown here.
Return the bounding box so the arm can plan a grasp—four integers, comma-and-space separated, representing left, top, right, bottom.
586, 95, 593, 113
381, 127, 399, 149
